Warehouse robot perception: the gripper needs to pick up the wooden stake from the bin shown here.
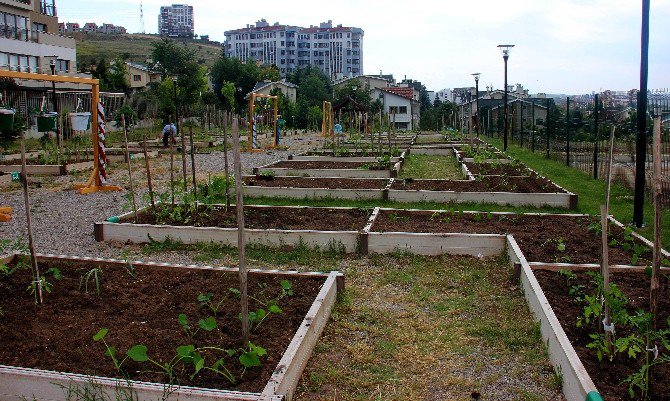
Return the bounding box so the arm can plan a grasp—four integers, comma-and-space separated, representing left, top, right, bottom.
20, 130, 43, 305
121, 115, 138, 222
600, 204, 612, 348
142, 129, 155, 210
231, 117, 249, 346
189, 124, 198, 222
170, 127, 175, 208
651, 117, 662, 329
605, 126, 616, 212
222, 112, 230, 210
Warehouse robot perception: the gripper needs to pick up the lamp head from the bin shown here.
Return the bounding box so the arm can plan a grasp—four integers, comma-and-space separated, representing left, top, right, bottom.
472, 73, 481, 83
497, 44, 515, 58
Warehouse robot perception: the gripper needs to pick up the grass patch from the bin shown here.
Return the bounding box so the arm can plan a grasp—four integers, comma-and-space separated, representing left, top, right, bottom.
487, 137, 670, 244
294, 254, 560, 400
399, 154, 463, 180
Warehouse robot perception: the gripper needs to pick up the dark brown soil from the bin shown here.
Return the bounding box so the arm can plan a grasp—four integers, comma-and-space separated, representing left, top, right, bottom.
535, 269, 670, 400
0, 158, 65, 166
390, 175, 562, 193
0, 258, 324, 392
268, 160, 385, 170
244, 176, 389, 190
371, 210, 665, 266
464, 162, 530, 176
301, 151, 399, 157
130, 205, 371, 232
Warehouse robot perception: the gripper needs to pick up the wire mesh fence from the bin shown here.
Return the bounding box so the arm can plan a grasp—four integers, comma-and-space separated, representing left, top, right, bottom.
483, 90, 670, 208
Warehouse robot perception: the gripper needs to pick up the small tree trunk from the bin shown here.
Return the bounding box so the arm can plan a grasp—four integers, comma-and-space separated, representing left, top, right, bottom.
223, 113, 230, 210
651, 117, 662, 329
180, 115, 188, 193
142, 130, 155, 210
189, 124, 198, 223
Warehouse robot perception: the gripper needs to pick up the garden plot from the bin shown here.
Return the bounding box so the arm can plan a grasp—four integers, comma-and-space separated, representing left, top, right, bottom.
254, 160, 401, 179
388, 176, 577, 208
0, 253, 342, 401
463, 161, 531, 177
0, 149, 159, 175
454, 146, 511, 164
363, 208, 667, 265
243, 176, 389, 201
95, 205, 371, 253
288, 150, 403, 163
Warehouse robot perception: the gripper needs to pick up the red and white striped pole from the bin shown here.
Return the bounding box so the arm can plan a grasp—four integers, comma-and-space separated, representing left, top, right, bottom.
97, 101, 108, 186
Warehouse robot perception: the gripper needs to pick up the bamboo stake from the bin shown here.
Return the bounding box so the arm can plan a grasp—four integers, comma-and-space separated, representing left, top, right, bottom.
230, 117, 249, 346
142, 129, 155, 210
223, 112, 230, 210
20, 130, 42, 305
651, 117, 662, 329
600, 125, 617, 350
121, 115, 137, 222
189, 124, 198, 222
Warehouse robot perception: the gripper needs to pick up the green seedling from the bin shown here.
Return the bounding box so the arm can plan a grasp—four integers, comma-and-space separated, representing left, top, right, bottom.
178, 313, 217, 340
80, 267, 103, 295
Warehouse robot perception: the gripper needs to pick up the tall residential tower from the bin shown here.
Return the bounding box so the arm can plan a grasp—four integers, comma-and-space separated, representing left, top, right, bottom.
158, 4, 193, 38
224, 19, 363, 79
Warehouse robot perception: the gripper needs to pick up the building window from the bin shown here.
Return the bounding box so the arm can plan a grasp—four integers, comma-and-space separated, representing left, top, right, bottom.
133, 75, 142, 82
398, 106, 408, 114
56, 59, 69, 72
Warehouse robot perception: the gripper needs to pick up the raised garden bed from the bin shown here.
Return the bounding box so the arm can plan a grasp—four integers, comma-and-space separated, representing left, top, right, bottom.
243, 176, 388, 201
464, 161, 531, 176
364, 208, 667, 265
288, 151, 403, 163
0, 253, 342, 401
388, 176, 577, 208
407, 145, 456, 156
96, 205, 371, 253
254, 160, 401, 179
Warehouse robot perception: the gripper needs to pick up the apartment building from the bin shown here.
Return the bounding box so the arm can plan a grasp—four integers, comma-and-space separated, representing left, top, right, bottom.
224, 19, 364, 79
159, 4, 194, 38
0, 0, 76, 75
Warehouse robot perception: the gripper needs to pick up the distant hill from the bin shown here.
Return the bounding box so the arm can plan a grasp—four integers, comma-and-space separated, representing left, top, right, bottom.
74, 33, 222, 70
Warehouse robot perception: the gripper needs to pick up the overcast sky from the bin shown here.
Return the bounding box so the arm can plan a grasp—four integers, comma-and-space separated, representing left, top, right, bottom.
57, 0, 670, 94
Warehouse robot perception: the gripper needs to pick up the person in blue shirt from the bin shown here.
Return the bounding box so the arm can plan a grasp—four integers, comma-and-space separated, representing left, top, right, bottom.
162, 121, 177, 147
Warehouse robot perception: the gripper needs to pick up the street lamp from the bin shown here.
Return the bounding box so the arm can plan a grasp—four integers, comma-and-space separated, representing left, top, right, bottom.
472, 73, 481, 137
498, 44, 514, 150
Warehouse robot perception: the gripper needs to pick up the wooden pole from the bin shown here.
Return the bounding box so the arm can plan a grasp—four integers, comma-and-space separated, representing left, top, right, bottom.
230, 117, 249, 346
189, 124, 198, 222
600, 204, 612, 349
142, 129, 155, 210
223, 112, 230, 210
605, 127, 616, 213
651, 117, 662, 329
20, 131, 43, 304
170, 125, 175, 208
121, 115, 138, 222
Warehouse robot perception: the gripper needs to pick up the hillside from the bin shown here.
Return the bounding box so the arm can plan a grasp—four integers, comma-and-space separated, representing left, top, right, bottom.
73, 33, 222, 70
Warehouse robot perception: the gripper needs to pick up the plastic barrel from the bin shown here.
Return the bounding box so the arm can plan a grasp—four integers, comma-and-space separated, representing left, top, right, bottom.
69, 112, 91, 131
0, 108, 15, 131
37, 112, 58, 132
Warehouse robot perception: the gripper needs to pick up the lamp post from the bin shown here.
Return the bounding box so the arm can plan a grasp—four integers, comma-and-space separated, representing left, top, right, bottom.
498, 44, 514, 151
472, 73, 481, 137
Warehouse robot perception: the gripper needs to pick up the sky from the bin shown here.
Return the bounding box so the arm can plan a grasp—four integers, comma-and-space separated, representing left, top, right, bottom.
56, 0, 670, 94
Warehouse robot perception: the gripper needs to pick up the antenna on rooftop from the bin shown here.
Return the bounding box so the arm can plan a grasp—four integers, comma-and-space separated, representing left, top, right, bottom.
140, 3, 146, 34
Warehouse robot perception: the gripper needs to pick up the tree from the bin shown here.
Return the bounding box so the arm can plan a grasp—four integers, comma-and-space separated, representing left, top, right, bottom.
333, 79, 372, 110
220, 81, 236, 112
151, 39, 207, 119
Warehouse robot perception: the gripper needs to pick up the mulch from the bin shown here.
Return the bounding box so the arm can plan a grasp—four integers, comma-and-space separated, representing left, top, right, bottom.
390, 175, 562, 193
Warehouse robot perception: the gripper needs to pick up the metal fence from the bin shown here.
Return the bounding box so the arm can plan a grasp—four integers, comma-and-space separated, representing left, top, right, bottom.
483, 90, 670, 208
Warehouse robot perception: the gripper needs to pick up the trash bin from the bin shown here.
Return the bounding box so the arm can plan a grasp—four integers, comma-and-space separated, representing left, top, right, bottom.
37, 112, 58, 132
0, 108, 15, 131
69, 112, 91, 131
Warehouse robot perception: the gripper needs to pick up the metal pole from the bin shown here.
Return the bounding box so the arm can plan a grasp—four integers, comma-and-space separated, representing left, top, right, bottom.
633, 0, 650, 227
532, 99, 536, 152
546, 98, 551, 158
503, 55, 509, 151
593, 94, 600, 179
566, 97, 571, 167
475, 79, 480, 137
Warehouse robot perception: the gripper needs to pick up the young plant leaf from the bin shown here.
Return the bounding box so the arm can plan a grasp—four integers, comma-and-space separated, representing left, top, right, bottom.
105, 346, 117, 358
239, 352, 261, 367
177, 344, 195, 358
269, 304, 282, 314
178, 313, 189, 327
198, 316, 217, 331
127, 345, 149, 362
93, 328, 108, 341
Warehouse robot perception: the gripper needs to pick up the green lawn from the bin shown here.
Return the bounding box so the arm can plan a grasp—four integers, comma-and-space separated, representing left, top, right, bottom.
399, 154, 464, 180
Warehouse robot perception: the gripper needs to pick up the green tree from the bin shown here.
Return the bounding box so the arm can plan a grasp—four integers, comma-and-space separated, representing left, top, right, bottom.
220, 81, 236, 111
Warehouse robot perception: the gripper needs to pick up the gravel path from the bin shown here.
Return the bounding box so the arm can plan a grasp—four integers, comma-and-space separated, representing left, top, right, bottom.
0, 132, 321, 259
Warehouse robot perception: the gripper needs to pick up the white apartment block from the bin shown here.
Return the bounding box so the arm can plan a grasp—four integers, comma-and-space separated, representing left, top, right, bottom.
0, 0, 76, 75
159, 4, 194, 38
224, 19, 363, 79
